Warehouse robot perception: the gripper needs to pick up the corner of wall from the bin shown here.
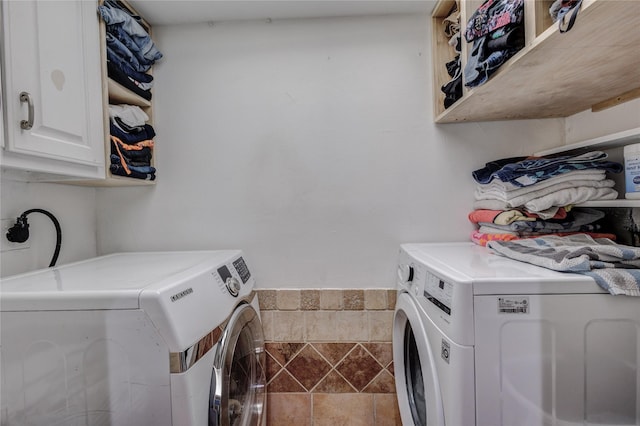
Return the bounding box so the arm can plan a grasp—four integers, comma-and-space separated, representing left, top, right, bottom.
564, 98, 640, 145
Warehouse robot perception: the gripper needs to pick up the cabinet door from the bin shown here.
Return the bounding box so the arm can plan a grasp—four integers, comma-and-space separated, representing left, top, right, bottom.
1, 0, 105, 178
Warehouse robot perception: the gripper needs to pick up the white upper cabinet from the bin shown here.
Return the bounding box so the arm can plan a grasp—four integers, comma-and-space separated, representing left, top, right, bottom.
1, 0, 105, 180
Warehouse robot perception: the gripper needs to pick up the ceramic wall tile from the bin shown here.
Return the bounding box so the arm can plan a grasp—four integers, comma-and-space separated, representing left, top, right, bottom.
312, 394, 374, 426
320, 290, 344, 310
374, 394, 402, 426
387, 289, 397, 310
369, 310, 394, 342
260, 311, 274, 341
258, 290, 277, 310
364, 289, 388, 310
343, 289, 365, 310
276, 289, 301, 310
271, 311, 305, 341
305, 311, 337, 341
258, 289, 399, 425
266, 393, 311, 426
335, 311, 369, 341
285, 345, 332, 390
335, 345, 382, 391
301, 289, 320, 310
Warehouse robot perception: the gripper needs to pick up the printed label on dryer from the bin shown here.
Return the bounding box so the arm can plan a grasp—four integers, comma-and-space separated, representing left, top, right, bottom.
170, 287, 194, 302
498, 297, 529, 314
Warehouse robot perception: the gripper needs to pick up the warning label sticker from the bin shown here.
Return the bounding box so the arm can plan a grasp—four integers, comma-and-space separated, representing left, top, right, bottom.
498, 297, 529, 314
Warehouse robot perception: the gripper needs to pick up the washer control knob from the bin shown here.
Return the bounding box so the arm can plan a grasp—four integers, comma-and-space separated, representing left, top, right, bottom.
397, 264, 414, 283
226, 277, 241, 297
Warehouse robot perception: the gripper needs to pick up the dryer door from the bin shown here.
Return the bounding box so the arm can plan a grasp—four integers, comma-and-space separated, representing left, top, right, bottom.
210, 303, 266, 426
393, 292, 445, 426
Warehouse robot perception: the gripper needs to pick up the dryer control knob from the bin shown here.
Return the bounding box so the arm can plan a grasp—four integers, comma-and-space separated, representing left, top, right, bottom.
226, 277, 241, 297
397, 264, 414, 283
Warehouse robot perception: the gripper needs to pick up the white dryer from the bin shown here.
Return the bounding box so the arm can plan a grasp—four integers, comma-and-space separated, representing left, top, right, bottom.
0, 250, 266, 426
393, 242, 640, 426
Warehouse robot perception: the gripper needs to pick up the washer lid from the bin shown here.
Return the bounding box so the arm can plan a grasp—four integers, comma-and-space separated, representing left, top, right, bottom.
401, 242, 604, 294
1, 251, 241, 311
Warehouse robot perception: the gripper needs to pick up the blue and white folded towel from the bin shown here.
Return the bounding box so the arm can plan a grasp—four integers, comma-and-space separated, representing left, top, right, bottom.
487, 234, 640, 296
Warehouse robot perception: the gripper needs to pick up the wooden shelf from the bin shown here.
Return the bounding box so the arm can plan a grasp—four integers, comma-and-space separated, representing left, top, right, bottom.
579, 200, 640, 208
532, 127, 640, 208
107, 78, 151, 108
535, 127, 640, 157
433, 0, 640, 123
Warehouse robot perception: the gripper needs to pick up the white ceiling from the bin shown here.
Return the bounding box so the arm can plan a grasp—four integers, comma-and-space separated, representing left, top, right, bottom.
128, 0, 435, 26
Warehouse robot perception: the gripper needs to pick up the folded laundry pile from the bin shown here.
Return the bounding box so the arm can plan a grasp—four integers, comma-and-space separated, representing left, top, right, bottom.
109, 105, 156, 180
464, 0, 525, 88
487, 234, 640, 296
98, 1, 162, 181
469, 151, 623, 246
98, 0, 163, 100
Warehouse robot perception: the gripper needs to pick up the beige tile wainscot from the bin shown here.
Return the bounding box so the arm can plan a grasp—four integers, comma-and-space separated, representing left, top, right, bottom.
257, 289, 401, 426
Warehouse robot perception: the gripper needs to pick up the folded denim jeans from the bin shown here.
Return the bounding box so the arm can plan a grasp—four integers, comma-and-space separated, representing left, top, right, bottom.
98, 4, 163, 63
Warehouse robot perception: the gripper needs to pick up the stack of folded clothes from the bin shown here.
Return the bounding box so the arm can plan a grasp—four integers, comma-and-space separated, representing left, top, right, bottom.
109, 104, 156, 180
98, 1, 162, 181
98, 0, 163, 101
469, 151, 623, 246
463, 0, 525, 88
440, 2, 462, 109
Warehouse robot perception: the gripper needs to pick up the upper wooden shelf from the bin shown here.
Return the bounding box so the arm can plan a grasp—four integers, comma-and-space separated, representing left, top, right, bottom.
434, 0, 640, 123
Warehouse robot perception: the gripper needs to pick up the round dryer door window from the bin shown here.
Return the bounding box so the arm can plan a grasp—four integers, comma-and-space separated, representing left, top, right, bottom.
393, 293, 445, 426
210, 303, 266, 426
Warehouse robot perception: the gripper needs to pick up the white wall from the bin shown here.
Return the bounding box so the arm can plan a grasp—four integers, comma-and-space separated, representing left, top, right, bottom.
4, 13, 635, 285
564, 98, 640, 143
0, 177, 98, 276
96, 14, 565, 288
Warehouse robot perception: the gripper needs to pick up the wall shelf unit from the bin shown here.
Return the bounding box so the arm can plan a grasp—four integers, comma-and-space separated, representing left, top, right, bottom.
535, 127, 640, 208
94, 0, 157, 187
432, 0, 640, 123
535, 127, 640, 157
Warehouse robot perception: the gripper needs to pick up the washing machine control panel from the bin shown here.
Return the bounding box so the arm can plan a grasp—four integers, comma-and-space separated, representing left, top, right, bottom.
232, 257, 251, 283
216, 256, 251, 297
423, 271, 453, 316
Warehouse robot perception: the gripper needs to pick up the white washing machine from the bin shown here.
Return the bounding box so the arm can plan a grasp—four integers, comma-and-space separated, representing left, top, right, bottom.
0, 250, 266, 426
393, 242, 640, 426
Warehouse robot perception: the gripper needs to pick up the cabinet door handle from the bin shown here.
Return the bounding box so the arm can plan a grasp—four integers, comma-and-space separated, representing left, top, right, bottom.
19, 91, 34, 130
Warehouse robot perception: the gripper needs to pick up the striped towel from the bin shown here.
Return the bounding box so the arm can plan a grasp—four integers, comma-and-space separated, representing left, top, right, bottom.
487, 234, 640, 296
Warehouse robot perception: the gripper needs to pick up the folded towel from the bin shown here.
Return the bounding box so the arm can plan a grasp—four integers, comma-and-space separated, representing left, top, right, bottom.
473, 186, 618, 214
522, 186, 618, 212
476, 169, 606, 193
477, 207, 604, 233
487, 235, 640, 296
475, 176, 613, 202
